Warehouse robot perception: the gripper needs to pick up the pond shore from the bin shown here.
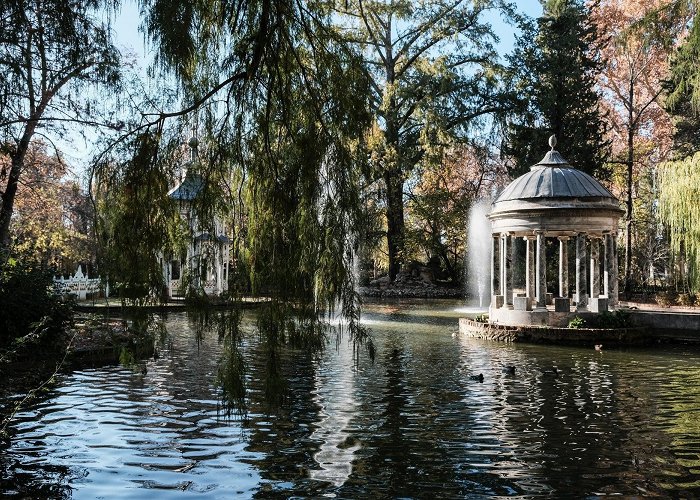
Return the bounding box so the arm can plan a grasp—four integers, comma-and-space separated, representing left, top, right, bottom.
0, 317, 156, 412
459, 303, 699, 346
73, 296, 269, 314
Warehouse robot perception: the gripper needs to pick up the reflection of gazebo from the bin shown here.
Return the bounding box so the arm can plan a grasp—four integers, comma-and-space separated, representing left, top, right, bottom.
488, 136, 624, 326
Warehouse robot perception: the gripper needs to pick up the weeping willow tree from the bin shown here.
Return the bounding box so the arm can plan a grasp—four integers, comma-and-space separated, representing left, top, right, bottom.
657, 154, 700, 292
659, 4, 700, 293
93, 0, 375, 411
94, 131, 189, 304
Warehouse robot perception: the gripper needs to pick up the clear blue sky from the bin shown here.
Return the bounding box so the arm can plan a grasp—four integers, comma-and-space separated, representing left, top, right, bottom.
112, 0, 544, 67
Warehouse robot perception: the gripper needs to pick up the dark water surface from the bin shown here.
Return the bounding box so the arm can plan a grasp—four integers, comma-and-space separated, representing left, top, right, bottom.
2, 300, 700, 498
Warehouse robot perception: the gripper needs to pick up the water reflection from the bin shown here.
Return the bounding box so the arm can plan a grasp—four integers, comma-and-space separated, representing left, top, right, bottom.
1, 301, 700, 497
308, 337, 360, 487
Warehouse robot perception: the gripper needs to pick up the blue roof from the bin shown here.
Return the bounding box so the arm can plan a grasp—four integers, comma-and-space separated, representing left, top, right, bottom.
495, 149, 614, 202
168, 172, 203, 201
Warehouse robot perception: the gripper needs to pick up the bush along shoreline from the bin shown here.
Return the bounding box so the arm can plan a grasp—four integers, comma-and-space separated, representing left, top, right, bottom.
360, 269, 463, 299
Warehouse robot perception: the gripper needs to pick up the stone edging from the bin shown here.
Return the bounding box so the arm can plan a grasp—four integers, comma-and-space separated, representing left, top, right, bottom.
458, 318, 650, 345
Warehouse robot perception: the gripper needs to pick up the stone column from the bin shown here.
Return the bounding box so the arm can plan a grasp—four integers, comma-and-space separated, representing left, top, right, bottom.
499, 234, 504, 296
500, 234, 507, 306
558, 236, 569, 298
576, 233, 588, 310
505, 234, 513, 309
536, 231, 546, 309
611, 233, 619, 307
491, 234, 498, 299
525, 236, 536, 300
590, 237, 600, 299
604, 233, 612, 298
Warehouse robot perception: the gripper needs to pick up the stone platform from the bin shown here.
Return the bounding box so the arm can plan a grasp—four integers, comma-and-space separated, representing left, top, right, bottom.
458, 317, 649, 345
489, 303, 601, 327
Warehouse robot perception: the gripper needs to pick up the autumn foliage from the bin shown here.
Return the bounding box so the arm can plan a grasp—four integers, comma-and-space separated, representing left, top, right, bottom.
2, 142, 93, 274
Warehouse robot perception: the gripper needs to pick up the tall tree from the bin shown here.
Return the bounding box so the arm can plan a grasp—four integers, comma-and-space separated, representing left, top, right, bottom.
4, 142, 94, 272
97, 0, 380, 409
93, 0, 375, 369
660, 0, 699, 121
504, 0, 609, 177
659, 6, 700, 293
0, 0, 120, 255
657, 153, 700, 292
665, 7, 700, 156
593, 0, 676, 291
335, 0, 511, 281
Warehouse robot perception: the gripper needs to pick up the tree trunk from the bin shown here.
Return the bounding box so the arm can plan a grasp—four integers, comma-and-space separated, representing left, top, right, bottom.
0, 124, 36, 254
385, 170, 404, 282
624, 79, 634, 295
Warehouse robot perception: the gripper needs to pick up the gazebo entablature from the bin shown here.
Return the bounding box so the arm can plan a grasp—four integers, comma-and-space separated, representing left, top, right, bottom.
486, 136, 623, 325
490, 214, 619, 237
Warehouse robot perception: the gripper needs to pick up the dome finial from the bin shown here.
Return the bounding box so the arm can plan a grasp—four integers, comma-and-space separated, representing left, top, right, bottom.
188, 133, 199, 162
549, 134, 557, 150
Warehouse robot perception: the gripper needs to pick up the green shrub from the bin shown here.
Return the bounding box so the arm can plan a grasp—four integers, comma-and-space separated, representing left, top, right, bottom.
597, 311, 615, 328
568, 316, 586, 329
474, 314, 489, 323
596, 309, 630, 329
0, 258, 73, 347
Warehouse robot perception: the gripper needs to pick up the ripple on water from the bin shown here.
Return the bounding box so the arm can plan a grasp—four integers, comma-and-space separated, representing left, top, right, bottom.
3, 307, 700, 497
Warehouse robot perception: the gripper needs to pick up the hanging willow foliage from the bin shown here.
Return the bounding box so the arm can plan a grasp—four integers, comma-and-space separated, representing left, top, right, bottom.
657, 153, 700, 291
94, 0, 375, 411
94, 130, 189, 305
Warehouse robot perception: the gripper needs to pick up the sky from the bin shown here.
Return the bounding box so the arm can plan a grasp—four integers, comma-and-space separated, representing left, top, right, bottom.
111, 0, 544, 67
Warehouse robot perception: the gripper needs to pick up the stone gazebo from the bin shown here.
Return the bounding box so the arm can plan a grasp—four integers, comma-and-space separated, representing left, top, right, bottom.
488, 136, 624, 327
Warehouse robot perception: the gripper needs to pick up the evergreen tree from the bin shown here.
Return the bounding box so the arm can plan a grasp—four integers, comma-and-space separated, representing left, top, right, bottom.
504, 0, 609, 177
0, 0, 120, 255
665, 15, 700, 158
659, 11, 700, 293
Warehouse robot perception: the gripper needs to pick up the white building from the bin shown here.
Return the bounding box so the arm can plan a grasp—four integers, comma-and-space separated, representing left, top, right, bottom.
161, 137, 230, 299
488, 136, 624, 326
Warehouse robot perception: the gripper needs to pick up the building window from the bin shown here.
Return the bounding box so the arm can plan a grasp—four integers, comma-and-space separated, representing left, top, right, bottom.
171, 260, 181, 280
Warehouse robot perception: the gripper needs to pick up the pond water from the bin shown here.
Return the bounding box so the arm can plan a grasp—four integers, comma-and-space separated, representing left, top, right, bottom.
2, 300, 700, 498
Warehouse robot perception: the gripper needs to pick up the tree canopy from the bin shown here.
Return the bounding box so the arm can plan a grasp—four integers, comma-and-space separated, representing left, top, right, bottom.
3, 142, 93, 272
504, 0, 609, 177
593, 0, 677, 291
333, 0, 512, 281
657, 153, 700, 291
0, 0, 121, 253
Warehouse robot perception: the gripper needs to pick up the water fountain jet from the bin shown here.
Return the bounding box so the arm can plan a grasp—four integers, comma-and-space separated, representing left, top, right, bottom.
466, 199, 492, 309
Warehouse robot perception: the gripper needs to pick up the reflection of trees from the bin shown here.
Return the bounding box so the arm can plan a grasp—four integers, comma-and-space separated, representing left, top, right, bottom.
639, 362, 700, 494
338, 338, 422, 496
243, 341, 323, 497
452, 338, 689, 496
375, 345, 413, 492
454, 338, 547, 495
531, 358, 629, 493
344, 335, 474, 496
493, 349, 681, 496
0, 459, 73, 499
308, 336, 359, 487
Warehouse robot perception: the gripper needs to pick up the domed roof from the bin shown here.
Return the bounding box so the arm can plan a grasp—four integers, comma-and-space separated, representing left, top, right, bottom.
168, 172, 203, 201
495, 144, 614, 203
488, 136, 623, 235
